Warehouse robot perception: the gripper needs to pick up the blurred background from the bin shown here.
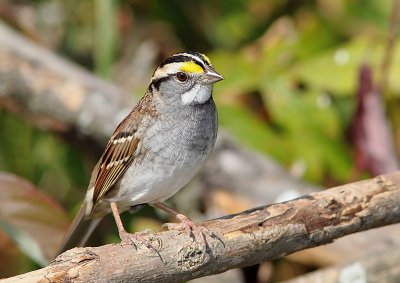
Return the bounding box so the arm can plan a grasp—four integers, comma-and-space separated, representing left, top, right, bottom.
0, 0, 399, 282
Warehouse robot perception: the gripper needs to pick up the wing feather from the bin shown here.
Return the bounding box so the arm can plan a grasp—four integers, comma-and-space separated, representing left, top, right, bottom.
89, 89, 157, 212
92, 132, 139, 204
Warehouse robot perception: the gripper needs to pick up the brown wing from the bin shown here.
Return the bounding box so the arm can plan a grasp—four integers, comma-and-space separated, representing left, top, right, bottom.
90, 90, 158, 208
92, 131, 139, 204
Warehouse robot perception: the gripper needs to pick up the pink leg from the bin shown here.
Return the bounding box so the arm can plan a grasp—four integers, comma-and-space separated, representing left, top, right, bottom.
110, 202, 155, 250
110, 201, 128, 238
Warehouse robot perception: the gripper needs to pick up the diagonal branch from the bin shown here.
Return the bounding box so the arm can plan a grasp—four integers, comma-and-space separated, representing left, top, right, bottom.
2, 171, 400, 283
0, 22, 133, 146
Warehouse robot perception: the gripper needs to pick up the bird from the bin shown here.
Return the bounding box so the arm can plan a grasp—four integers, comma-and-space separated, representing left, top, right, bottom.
58, 51, 223, 255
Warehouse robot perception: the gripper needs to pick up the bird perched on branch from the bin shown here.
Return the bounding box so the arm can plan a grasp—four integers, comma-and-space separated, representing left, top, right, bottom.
58, 51, 223, 255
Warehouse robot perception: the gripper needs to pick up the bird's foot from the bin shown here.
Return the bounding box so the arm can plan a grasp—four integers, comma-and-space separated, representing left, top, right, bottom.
163, 214, 217, 253
119, 229, 159, 253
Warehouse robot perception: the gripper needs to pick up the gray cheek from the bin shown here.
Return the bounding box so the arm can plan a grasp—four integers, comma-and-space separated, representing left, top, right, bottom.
160, 80, 195, 100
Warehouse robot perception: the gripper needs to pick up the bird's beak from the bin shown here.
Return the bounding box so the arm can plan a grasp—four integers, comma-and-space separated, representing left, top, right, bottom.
203, 69, 224, 84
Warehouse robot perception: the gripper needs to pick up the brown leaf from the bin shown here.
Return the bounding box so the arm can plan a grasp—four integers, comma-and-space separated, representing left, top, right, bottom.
0, 172, 70, 264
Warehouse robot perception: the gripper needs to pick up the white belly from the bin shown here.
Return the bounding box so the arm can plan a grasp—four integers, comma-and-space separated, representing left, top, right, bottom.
116, 150, 206, 206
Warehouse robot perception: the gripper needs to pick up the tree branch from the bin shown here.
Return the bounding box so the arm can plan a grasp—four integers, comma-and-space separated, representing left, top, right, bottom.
2, 171, 400, 283
0, 22, 132, 145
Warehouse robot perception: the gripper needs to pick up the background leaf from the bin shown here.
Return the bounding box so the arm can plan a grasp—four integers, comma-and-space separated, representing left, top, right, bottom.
0, 173, 70, 264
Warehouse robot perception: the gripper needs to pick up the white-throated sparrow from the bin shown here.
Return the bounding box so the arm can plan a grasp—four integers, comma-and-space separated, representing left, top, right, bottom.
58, 52, 223, 255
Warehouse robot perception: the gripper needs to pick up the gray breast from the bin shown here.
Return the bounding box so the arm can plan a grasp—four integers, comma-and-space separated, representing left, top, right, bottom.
145, 99, 217, 164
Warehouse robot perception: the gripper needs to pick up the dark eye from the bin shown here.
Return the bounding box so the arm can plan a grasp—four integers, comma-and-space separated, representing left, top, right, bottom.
176, 72, 188, 82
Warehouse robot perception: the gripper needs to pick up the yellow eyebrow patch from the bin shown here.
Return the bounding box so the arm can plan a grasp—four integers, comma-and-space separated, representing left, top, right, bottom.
201, 53, 212, 65
180, 61, 204, 74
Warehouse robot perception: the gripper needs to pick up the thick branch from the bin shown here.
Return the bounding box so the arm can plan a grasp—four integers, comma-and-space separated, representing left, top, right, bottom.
2, 171, 400, 283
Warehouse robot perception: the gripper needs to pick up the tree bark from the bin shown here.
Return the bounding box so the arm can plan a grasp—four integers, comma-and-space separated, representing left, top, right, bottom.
2, 171, 400, 283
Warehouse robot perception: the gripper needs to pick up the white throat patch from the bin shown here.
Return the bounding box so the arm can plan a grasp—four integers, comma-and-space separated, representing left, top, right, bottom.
181, 84, 211, 105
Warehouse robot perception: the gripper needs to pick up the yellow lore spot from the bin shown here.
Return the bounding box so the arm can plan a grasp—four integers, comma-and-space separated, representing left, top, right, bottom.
180, 61, 204, 74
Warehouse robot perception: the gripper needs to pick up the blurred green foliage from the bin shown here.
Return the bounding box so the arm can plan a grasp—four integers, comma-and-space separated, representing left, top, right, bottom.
0, 0, 399, 277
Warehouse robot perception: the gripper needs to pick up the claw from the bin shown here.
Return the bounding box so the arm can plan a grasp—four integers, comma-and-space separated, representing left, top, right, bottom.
164, 214, 217, 253
119, 230, 159, 254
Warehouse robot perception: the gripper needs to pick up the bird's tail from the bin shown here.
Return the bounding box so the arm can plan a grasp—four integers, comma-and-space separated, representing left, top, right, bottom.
56, 201, 102, 257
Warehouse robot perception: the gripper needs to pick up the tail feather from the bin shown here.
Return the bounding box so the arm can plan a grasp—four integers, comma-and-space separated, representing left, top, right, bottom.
56, 201, 102, 257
